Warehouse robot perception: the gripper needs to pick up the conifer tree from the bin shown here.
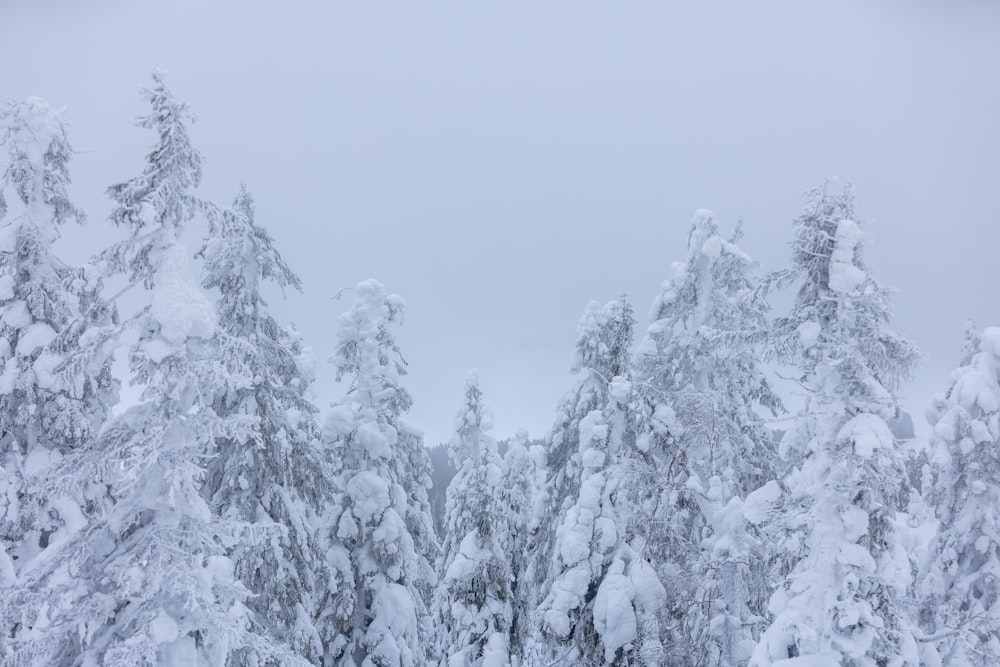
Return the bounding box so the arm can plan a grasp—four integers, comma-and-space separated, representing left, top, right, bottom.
0, 97, 115, 648
919, 326, 1000, 666
433, 372, 515, 667
199, 184, 333, 663
631, 210, 781, 665
3, 75, 289, 665
323, 279, 438, 667
536, 298, 666, 666
751, 183, 920, 667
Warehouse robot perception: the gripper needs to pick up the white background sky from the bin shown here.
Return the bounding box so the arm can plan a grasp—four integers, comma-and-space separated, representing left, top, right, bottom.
2, 1, 999, 445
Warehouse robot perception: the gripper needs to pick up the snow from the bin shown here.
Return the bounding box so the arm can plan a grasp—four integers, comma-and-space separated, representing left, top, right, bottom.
346, 471, 391, 523
797, 321, 821, 348
743, 480, 781, 525
837, 413, 894, 459
593, 570, 637, 662
827, 219, 866, 294
0, 274, 13, 300
2, 300, 31, 329
150, 608, 179, 644
149, 243, 216, 344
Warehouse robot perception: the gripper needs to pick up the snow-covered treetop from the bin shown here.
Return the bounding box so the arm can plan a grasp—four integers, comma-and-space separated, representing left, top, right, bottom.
201, 183, 303, 330
448, 370, 495, 466
572, 297, 634, 384
103, 72, 203, 287
769, 182, 917, 414
332, 279, 412, 424
0, 97, 85, 240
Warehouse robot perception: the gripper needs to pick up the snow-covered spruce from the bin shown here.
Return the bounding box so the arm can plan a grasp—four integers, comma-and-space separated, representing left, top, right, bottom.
3, 76, 292, 666
322, 280, 438, 667
631, 210, 782, 666
750, 183, 919, 667
536, 298, 667, 666
199, 184, 335, 664
919, 326, 1000, 666
0, 97, 116, 655
433, 372, 516, 667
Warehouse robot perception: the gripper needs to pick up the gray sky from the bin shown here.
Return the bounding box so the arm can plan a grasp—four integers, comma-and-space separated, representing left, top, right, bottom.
3, 0, 999, 445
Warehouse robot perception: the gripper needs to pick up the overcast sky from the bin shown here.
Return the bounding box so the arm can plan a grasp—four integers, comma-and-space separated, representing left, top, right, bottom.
3, 1, 999, 445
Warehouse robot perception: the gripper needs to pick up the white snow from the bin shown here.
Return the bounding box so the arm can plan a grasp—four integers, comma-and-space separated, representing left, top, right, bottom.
150, 608, 180, 644
743, 480, 781, 525
827, 219, 866, 294
346, 471, 390, 523
149, 243, 216, 344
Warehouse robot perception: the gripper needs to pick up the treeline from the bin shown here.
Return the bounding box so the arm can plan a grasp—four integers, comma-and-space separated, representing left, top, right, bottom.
0, 75, 996, 667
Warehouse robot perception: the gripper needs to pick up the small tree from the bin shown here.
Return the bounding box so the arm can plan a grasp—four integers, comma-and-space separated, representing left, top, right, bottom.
751, 183, 920, 667
434, 372, 515, 666
323, 279, 438, 667
919, 326, 1000, 666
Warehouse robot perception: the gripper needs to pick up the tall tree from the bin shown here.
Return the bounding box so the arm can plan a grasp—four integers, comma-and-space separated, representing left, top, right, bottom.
199, 185, 333, 663
631, 210, 781, 665
919, 326, 1000, 666
536, 298, 666, 666
0, 97, 115, 630
3, 75, 288, 666
433, 372, 515, 667
323, 279, 438, 667
750, 183, 920, 667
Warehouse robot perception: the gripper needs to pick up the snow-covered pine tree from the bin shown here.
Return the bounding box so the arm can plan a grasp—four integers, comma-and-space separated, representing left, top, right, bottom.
750, 183, 920, 667
535, 298, 666, 666
0, 97, 115, 631
501, 429, 546, 664
631, 210, 781, 666
919, 326, 1000, 666
323, 279, 438, 667
3, 74, 291, 666
199, 184, 333, 663
433, 372, 515, 667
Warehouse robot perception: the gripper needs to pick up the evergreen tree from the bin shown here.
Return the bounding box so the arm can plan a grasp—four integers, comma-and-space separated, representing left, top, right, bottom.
3, 75, 289, 665
750, 183, 920, 667
919, 326, 1000, 666
631, 210, 781, 665
199, 184, 333, 663
323, 279, 438, 667
535, 298, 666, 666
0, 97, 116, 648
433, 372, 514, 667
501, 429, 545, 665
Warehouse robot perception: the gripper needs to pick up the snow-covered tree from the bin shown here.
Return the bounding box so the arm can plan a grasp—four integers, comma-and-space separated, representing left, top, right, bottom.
919, 326, 1000, 666
501, 429, 546, 664
0, 97, 115, 627
199, 184, 333, 663
750, 183, 920, 667
2, 75, 290, 666
631, 210, 781, 665
433, 372, 515, 667
535, 298, 666, 666
323, 279, 438, 667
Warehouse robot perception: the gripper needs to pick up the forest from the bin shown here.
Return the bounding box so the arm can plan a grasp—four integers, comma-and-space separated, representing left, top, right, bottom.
0, 74, 997, 667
